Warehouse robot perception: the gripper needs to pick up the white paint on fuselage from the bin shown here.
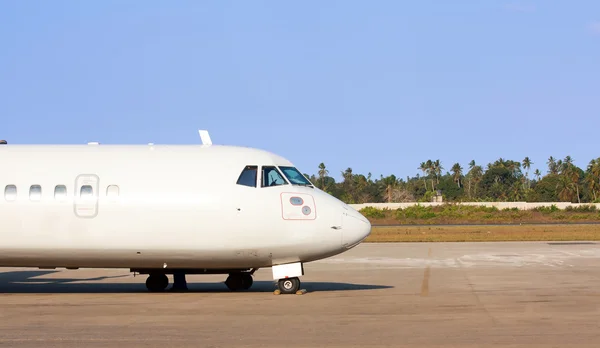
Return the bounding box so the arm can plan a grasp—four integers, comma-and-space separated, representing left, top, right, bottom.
0, 144, 371, 270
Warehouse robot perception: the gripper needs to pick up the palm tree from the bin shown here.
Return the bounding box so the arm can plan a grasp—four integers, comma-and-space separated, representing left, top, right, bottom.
522, 157, 532, 171
380, 175, 398, 203
559, 161, 581, 203
587, 158, 600, 202
470, 165, 483, 199
418, 162, 429, 190
434, 159, 443, 185
557, 159, 564, 173
547, 156, 557, 174
556, 175, 576, 202
534, 169, 541, 181
522, 157, 532, 189
509, 180, 523, 201
586, 159, 598, 201
354, 174, 369, 203
564, 155, 573, 165
340, 168, 355, 203
318, 162, 328, 190
451, 163, 463, 188
425, 159, 434, 191
465, 160, 476, 198
554, 156, 580, 201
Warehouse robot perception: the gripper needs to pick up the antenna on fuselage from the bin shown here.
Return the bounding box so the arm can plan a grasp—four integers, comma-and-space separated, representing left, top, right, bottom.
198, 130, 212, 146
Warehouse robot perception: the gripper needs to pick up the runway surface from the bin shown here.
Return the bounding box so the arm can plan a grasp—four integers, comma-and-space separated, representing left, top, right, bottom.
1, 241, 600, 347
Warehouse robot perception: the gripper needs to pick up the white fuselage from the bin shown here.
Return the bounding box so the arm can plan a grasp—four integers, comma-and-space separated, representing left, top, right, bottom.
0, 144, 371, 271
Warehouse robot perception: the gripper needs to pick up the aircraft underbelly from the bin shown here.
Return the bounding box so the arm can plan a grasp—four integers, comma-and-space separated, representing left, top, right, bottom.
0, 248, 276, 269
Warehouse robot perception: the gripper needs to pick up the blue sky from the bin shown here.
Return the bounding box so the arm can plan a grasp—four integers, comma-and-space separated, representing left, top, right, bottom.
1, 1, 599, 181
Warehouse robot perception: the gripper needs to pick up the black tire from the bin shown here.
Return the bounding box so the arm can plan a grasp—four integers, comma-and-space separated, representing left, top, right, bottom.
241, 273, 253, 290
146, 273, 168, 292
225, 273, 244, 291
278, 277, 300, 294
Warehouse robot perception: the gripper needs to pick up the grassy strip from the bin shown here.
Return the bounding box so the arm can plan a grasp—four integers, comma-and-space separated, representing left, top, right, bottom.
360, 204, 600, 225
365, 224, 600, 242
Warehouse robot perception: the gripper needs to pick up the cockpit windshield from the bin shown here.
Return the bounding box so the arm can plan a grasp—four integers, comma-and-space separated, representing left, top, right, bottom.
262, 166, 288, 187
279, 166, 313, 186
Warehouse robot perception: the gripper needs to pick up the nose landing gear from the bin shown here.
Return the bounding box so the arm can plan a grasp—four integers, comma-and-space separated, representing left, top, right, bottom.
272, 262, 304, 294
277, 277, 301, 294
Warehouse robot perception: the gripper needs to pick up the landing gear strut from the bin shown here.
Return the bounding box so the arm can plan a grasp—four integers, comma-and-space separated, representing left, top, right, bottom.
171, 271, 188, 291
145, 272, 169, 292
225, 272, 253, 291
277, 277, 301, 294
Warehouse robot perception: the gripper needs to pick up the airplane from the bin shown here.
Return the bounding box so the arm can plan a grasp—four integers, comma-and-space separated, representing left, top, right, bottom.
0, 131, 371, 294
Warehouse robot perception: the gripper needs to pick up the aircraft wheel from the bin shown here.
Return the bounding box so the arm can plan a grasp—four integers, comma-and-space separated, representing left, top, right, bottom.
277, 277, 300, 294
146, 273, 168, 292
225, 273, 244, 291
241, 273, 253, 290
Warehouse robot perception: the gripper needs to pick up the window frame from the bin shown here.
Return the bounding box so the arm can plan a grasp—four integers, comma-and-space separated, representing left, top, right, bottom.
236, 165, 258, 188
106, 185, 120, 199
54, 185, 67, 201
80, 184, 94, 199
29, 184, 42, 201
278, 166, 314, 187
260, 165, 289, 188
4, 185, 17, 202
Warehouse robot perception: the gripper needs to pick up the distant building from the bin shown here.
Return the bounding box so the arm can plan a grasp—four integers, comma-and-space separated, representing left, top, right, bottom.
432, 190, 443, 203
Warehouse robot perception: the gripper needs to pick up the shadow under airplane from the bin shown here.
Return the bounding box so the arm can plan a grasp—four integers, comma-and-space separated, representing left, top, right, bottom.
0, 270, 393, 294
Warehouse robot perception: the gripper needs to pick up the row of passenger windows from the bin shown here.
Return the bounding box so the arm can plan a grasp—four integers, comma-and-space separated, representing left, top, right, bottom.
3, 184, 119, 202
236, 165, 313, 188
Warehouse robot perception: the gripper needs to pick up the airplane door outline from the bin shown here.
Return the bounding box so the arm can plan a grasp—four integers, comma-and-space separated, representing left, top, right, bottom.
74, 174, 99, 218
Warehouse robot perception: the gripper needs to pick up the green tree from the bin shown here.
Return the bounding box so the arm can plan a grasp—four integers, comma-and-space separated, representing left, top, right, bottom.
318, 162, 329, 190
466, 162, 483, 200
547, 156, 558, 175
522, 157, 532, 189
587, 158, 600, 201
559, 157, 581, 203
418, 162, 429, 190
434, 159, 443, 185
425, 159, 434, 191
530, 174, 560, 202
478, 163, 520, 201
451, 163, 463, 188
380, 175, 399, 203
308, 154, 600, 204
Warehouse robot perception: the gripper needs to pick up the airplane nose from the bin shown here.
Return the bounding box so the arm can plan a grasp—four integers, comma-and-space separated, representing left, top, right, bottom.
341, 210, 371, 249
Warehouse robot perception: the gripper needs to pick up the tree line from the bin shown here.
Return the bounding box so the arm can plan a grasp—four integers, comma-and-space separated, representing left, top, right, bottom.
303, 156, 600, 204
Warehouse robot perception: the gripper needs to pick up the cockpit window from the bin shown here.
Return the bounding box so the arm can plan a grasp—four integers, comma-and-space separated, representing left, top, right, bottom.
279, 166, 313, 186
237, 165, 257, 187
261, 166, 288, 187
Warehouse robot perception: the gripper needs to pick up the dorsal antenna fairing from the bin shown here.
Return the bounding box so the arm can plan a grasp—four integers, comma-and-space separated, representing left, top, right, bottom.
198, 130, 212, 146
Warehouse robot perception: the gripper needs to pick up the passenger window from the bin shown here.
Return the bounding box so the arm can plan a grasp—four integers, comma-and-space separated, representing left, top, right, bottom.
237, 166, 257, 187
261, 166, 287, 187
106, 185, 119, 198
4, 185, 17, 201
80, 185, 93, 199
29, 185, 42, 201
54, 185, 67, 200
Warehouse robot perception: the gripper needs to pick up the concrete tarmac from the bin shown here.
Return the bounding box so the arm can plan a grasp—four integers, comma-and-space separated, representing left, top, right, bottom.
1, 242, 600, 347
